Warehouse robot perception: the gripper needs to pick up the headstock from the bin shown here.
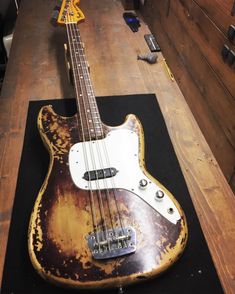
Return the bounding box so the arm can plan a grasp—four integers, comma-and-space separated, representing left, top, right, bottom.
57, 0, 85, 25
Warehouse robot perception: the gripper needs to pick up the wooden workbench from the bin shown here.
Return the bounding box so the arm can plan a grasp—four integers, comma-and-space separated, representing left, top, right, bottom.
0, 0, 234, 293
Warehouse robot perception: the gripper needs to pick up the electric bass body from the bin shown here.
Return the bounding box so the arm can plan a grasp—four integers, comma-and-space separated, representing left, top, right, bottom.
28, 105, 188, 290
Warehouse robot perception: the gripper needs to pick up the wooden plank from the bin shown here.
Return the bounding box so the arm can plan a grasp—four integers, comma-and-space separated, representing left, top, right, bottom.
194, 0, 235, 35
169, 1, 235, 148
141, 7, 235, 293
141, 0, 235, 181
79, 0, 149, 96
0, 1, 235, 293
172, 0, 235, 97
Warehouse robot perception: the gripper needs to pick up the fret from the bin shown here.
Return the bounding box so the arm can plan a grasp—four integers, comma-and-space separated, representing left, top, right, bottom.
91, 117, 101, 120
71, 41, 83, 45
66, 22, 104, 141
73, 69, 90, 76
89, 112, 99, 115
73, 65, 83, 69
82, 130, 104, 138
83, 130, 104, 135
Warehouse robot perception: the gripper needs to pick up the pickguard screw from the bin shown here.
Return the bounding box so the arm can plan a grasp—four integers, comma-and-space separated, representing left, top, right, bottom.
168, 207, 174, 214
139, 179, 148, 189
155, 190, 164, 200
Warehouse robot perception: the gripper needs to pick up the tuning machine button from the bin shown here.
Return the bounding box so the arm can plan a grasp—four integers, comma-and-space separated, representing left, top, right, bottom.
139, 179, 148, 189
155, 190, 164, 201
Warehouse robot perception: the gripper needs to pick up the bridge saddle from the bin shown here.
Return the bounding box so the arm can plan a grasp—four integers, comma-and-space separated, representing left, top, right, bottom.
87, 227, 136, 259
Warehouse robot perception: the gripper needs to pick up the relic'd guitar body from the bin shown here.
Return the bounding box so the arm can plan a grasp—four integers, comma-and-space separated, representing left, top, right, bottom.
28, 0, 188, 290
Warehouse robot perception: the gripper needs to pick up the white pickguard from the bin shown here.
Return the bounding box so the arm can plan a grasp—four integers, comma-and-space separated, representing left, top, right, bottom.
69, 129, 181, 224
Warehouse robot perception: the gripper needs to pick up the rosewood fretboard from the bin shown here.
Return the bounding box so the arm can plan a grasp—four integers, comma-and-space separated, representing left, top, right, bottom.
66, 22, 104, 141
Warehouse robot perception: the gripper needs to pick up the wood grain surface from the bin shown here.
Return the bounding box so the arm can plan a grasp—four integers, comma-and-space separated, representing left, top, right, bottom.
141, 0, 235, 188
0, 0, 235, 293
194, 0, 235, 35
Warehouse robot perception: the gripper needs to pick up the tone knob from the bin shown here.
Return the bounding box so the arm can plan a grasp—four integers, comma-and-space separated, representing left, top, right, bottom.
155, 190, 164, 200
139, 179, 148, 189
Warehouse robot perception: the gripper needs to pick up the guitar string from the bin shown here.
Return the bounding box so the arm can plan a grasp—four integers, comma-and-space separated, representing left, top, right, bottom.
66, 9, 111, 249
71, 23, 125, 244
68, 21, 111, 248
66, 13, 101, 249
99, 135, 126, 233
69, 8, 128, 241
67, 3, 127, 251
72, 25, 116, 233
68, 23, 110, 249
71, 25, 126, 239
71, 33, 130, 252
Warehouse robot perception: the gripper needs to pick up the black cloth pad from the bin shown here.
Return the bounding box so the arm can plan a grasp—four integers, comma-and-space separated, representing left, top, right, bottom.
1, 94, 223, 294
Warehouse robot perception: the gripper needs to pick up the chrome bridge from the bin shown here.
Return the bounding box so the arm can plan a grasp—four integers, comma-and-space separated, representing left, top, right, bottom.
87, 227, 136, 260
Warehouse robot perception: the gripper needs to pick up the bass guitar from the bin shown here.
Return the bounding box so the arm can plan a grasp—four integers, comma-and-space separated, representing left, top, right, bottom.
28, 0, 188, 290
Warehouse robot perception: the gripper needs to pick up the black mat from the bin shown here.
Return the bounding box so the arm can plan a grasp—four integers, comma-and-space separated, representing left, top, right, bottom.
1, 94, 223, 294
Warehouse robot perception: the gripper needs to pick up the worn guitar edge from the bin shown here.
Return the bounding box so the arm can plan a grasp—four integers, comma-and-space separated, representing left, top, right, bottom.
28, 105, 188, 289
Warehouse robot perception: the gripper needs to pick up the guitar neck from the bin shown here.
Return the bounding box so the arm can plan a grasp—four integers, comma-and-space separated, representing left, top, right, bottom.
66, 23, 104, 141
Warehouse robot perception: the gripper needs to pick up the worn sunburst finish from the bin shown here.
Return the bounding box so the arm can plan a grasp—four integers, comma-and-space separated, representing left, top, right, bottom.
28, 0, 187, 289
28, 105, 188, 289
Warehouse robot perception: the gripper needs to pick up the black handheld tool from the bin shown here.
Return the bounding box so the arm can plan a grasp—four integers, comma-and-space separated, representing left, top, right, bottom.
144, 34, 161, 52
123, 12, 140, 32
